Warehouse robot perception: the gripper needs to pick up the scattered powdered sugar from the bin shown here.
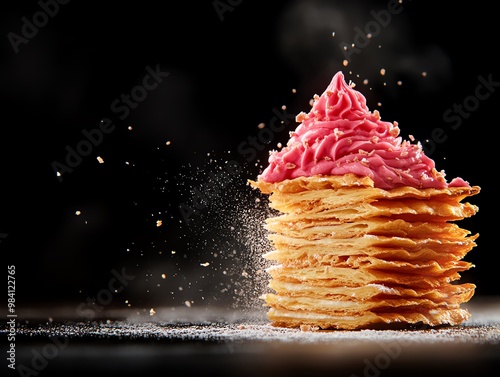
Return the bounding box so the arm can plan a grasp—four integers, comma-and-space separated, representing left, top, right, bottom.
13, 306, 500, 377
15, 300, 500, 345
157, 151, 276, 313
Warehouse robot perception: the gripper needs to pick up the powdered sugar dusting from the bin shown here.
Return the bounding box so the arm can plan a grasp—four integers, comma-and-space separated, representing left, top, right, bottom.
16, 299, 500, 344
165, 152, 275, 312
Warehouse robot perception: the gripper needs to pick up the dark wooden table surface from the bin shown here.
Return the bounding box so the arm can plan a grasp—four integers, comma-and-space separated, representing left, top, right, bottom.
3, 296, 500, 377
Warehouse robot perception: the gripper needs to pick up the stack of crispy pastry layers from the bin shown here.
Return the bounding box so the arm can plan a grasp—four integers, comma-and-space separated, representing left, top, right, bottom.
249, 72, 480, 330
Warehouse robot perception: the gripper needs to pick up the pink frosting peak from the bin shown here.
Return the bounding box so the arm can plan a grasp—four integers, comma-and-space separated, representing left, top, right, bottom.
258, 71, 470, 189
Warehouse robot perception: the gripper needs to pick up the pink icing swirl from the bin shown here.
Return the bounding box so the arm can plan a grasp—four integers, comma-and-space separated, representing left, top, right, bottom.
258, 71, 470, 189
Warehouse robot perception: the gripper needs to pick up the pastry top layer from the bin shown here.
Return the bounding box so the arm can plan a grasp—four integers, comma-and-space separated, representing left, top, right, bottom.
249, 173, 480, 197
257, 71, 471, 190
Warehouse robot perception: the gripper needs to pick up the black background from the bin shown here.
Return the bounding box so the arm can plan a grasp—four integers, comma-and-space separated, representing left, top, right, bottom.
0, 0, 496, 314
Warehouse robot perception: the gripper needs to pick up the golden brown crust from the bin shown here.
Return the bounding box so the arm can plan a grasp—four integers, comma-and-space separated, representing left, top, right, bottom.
267, 265, 461, 289
265, 218, 473, 240
248, 174, 375, 194
249, 174, 480, 197
265, 234, 477, 263
264, 292, 472, 314
250, 174, 480, 330
268, 280, 475, 303
266, 307, 471, 330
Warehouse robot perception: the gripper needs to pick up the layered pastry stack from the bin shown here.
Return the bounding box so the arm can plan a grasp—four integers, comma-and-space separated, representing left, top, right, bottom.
250, 72, 480, 330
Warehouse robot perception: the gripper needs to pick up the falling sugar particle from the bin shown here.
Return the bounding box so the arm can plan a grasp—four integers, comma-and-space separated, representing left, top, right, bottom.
377, 102, 382, 107
331, 32, 335, 37
156, 220, 162, 227
257, 123, 265, 129
380, 68, 386, 76
422, 71, 427, 77
397, 81, 403, 86
200, 262, 210, 267
281, 105, 287, 110
363, 79, 369, 85
343, 59, 348, 67
128, 126, 133, 131
149, 308, 156, 316
292, 88, 297, 93
184, 301, 191, 308
161, 274, 166, 279
75, 211, 81, 216
56, 172, 61, 177
166, 141, 171, 145
97, 156, 104, 164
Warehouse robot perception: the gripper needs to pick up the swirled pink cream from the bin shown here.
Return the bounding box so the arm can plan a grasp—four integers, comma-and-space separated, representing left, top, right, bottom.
258, 71, 470, 189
